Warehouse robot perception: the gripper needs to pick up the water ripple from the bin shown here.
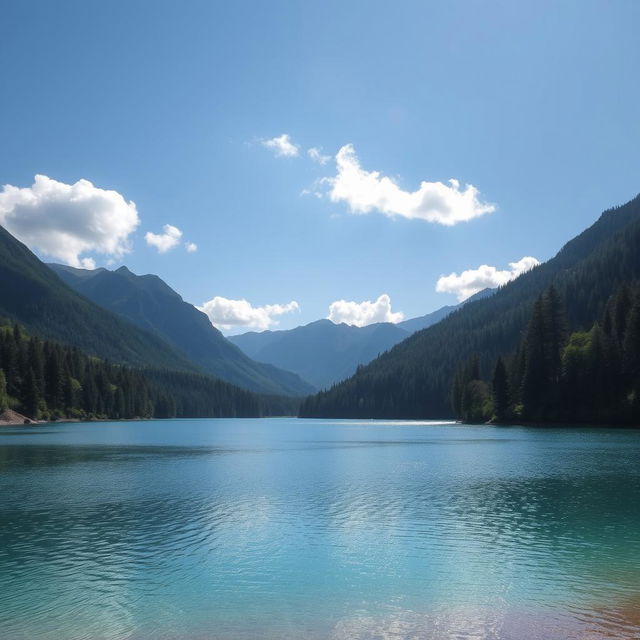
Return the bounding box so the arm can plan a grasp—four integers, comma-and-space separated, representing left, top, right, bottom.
0, 419, 639, 639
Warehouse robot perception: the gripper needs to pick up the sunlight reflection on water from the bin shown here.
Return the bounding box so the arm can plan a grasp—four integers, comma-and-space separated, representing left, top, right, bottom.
0, 418, 639, 639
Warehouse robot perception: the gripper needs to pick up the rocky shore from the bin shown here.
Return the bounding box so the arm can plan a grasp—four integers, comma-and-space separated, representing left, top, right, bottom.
0, 409, 35, 426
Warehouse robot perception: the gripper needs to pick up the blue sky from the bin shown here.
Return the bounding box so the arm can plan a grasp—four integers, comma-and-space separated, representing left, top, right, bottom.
1, 0, 639, 333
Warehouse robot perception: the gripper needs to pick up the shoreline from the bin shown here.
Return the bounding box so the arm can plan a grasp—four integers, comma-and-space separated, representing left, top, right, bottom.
3, 414, 638, 429
0, 414, 299, 428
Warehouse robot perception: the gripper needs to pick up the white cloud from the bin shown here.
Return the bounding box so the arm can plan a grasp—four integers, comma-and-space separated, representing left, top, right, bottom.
327, 293, 404, 327
0, 174, 139, 267
198, 296, 300, 332
436, 256, 540, 302
185, 242, 198, 253
323, 144, 495, 225
261, 134, 299, 158
308, 147, 331, 165
145, 224, 183, 253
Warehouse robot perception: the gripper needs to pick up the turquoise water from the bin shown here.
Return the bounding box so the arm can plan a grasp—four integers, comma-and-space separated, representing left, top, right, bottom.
1, 418, 639, 639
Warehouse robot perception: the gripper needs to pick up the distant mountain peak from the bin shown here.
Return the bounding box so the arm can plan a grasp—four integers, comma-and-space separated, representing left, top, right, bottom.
228, 299, 475, 389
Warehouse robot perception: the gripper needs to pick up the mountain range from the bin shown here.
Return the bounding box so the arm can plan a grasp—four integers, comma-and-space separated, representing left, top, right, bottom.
49, 264, 314, 397
2, 190, 638, 422
0, 218, 490, 406
0, 225, 197, 372
229, 289, 493, 389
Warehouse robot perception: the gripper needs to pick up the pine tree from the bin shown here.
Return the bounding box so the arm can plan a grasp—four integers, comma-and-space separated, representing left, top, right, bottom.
522, 298, 547, 419
622, 294, 640, 381
542, 286, 567, 385
611, 284, 633, 347
0, 369, 8, 411
45, 347, 64, 412
492, 357, 509, 421
1, 330, 19, 397
23, 367, 41, 419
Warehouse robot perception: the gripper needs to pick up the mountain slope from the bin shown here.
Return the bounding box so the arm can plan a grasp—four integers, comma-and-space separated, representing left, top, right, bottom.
230, 290, 494, 389
0, 225, 197, 371
49, 264, 315, 396
0, 322, 294, 421
300, 193, 640, 418
230, 319, 410, 389
395, 306, 453, 334
396, 288, 494, 333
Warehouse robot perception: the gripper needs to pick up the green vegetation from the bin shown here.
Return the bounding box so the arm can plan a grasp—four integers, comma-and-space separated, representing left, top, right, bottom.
300, 194, 640, 421
0, 369, 8, 411
0, 324, 299, 421
453, 283, 640, 424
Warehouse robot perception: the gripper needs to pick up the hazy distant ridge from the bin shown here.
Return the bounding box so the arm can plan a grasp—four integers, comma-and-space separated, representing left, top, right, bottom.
229, 289, 493, 389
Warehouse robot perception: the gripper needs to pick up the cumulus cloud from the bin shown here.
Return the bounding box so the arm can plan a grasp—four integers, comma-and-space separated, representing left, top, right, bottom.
436, 256, 540, 302
144, 224, 183, 253
185, 241, 198, 253
198, 296, 300, 332
0, 174, 139, 267
308, 147, 331, 165
261, 134, 299, 158
323, 144, 495, 225
327, 293, 404, 327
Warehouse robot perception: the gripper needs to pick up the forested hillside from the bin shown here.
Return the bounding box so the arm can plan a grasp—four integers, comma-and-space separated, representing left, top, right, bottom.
0, 324, 297, 421
0, 226, 196, 371
300, 194, 640, 419
50, 264, 314, 396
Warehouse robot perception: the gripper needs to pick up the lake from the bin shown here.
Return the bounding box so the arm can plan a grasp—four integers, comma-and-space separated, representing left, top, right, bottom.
0, 418, 639, 639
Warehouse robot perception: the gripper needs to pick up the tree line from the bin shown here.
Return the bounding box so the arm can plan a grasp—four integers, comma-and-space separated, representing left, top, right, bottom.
0, 324, 298, 421
452, 284, 640, 424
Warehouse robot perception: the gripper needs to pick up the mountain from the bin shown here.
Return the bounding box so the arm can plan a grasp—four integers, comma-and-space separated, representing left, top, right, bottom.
230, 319, 409, 389
396, 288, 494, 333
229, 290, 494, 390
0, 225, 198, 371
49, 263, 315, 397
395, 307, 454, 334
300, 193, 640, 418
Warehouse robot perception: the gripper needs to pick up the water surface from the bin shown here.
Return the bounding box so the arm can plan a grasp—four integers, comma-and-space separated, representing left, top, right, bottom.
1, 418, 639, 639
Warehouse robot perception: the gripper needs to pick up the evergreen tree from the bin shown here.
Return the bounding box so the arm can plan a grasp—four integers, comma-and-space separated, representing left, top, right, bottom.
492, 357, 509, 421
542, 285, 567, 385
45, 346, 64, 412
521, 298, 547, 419
611, 284, 632, 346
23, 367, 41, 419
0, 369, 8, 411
623, 294, 640, 381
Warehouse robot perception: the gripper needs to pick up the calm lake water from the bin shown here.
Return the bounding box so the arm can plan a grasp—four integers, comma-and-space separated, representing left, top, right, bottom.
1, 418, 639, 640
